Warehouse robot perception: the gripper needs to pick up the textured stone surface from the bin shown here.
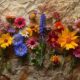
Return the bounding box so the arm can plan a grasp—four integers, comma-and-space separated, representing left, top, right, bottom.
0, 0, 80, 80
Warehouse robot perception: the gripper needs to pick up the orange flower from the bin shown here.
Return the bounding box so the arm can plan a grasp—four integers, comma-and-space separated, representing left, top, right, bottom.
30, 24, 39, 33
54, 21, 64, 28
6, 16, 15, 19
58, 28, 78, 50
50, 55, 60, 64
6, 16, 15, 23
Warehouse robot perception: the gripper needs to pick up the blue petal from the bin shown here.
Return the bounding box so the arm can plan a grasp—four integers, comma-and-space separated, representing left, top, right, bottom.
14, 44, 28, 57
13, 34, 24, 46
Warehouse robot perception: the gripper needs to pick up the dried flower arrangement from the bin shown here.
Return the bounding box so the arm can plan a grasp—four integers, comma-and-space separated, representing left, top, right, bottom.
0, 9, 80, 76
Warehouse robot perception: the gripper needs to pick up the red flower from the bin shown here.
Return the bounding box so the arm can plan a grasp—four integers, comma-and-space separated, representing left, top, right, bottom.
54, 21, 64, 32
14, 17, 26, 28
47, 31, 59, 48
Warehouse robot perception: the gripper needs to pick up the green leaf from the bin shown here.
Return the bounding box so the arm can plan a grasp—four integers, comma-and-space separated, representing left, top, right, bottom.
31, 41, 46, 67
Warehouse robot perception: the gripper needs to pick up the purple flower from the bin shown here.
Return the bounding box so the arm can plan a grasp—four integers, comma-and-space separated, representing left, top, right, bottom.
40, 13, 46, 35
7, 27, 15, 33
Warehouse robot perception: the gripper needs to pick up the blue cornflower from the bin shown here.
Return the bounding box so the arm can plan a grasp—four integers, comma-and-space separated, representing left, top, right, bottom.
40, 13, 46, 35
14, 44, 28, 57
13, 34, 24, 46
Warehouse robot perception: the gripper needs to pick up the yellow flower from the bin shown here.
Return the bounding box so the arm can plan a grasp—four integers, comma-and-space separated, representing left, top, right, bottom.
0, 33, 12, 48
20, 27, 33, 37
50, 55, 60, 63
29, 13, 36, 19
30, 24, 39, 33
58, 28, 78, 50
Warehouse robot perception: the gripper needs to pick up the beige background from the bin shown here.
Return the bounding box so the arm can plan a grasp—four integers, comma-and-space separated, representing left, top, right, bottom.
1, 0, 80, 80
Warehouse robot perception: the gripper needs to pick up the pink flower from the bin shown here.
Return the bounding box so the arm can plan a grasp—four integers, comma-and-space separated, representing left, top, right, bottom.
73, 19, 80, 31
73, 47, 80, 58
14, 17, 26, 28
26, 37, 38, 49
0, 19, 9, 31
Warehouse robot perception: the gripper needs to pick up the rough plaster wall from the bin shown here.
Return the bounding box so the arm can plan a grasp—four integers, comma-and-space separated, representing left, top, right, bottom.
0, 0, 80, 80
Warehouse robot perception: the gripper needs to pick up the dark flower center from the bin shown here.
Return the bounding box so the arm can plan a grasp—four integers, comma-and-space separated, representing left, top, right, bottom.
18, 21, 22, 25
77, 22, 80, 28
31, 26, 35, 29
30, 41, 35, 45
66, 37, 72, 43
4, 39, 8, 43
